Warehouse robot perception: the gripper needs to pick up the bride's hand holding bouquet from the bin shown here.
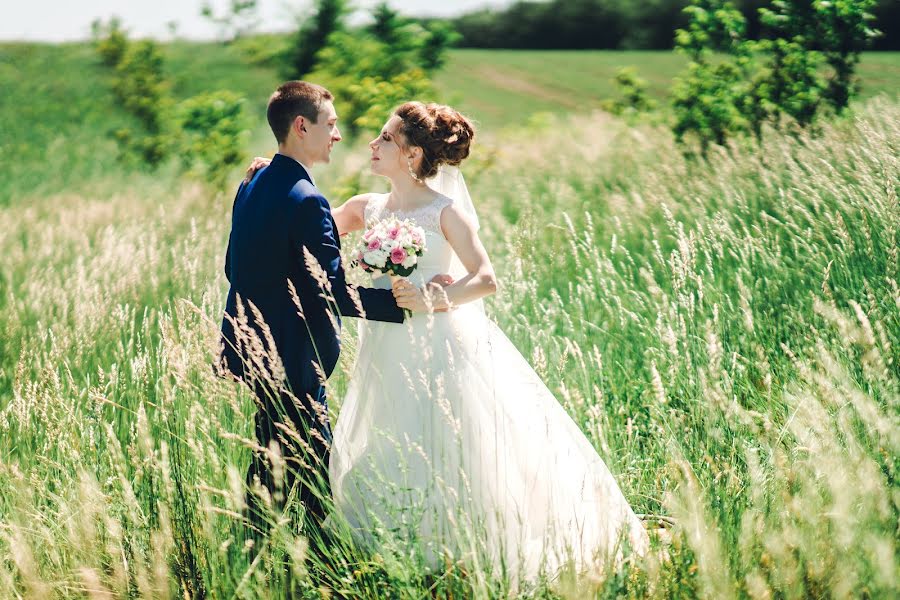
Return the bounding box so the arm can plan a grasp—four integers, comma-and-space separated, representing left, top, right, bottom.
353, 217, 451, 313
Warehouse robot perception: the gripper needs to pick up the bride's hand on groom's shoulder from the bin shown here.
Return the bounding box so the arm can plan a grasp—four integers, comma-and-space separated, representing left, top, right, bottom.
243, 156, 271, 184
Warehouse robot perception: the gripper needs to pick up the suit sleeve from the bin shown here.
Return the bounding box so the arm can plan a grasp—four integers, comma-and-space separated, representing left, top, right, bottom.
296, 193, 405, 324
224, 181, 245, 283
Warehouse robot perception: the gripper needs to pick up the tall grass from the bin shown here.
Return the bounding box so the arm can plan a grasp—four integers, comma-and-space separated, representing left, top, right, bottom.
0, 95, 897, 598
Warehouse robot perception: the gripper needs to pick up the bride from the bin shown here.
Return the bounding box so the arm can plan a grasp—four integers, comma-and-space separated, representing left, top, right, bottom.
325, 101, 649, 581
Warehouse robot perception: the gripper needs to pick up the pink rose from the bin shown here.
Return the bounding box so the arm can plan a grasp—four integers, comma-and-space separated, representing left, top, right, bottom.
390, 247, 407, 264
388, 227, 400, 240
367, 238, 381, 250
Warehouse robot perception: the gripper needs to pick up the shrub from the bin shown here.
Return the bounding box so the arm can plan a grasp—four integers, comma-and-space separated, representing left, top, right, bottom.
759, 0, 880, 113
602, 67, 657, 117
177, 91, 251, 188
670, 0, 879, 152
91, 17, 129, 68
92, 27, 250, 182
671, 0, 750, 152
285, 0, 349, 79
304, 4, 454, 138
200, 0, 261, 43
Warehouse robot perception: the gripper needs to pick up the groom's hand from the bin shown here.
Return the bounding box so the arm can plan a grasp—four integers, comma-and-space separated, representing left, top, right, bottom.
243, 156, 271, 184
392, 278, 450, 313
391, 278, 424, 312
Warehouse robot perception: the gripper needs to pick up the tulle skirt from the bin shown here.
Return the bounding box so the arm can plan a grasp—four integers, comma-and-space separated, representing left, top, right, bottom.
329, 303, 649, 581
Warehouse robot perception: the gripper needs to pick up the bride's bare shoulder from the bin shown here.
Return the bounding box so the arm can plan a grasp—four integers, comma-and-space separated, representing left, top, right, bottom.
335, 193, 384, 232
439, 199, 477, 237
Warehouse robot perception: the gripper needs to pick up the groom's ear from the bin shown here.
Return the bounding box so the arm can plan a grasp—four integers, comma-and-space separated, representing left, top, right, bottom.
293, 115, 307, 137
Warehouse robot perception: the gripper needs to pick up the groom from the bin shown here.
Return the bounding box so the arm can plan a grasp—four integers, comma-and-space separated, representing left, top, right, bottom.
219, 81, 405, 544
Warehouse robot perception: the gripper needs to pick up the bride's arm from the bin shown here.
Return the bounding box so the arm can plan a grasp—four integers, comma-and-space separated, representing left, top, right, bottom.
331, 193, 370, 236
439, 204, 498, 306
393, 204, 497, 312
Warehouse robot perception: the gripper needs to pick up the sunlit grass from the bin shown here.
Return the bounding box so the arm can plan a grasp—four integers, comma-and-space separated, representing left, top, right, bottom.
1, 89, 897, 597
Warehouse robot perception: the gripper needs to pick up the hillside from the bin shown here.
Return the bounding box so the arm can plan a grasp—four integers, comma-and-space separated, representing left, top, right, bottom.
437, 49, 900, 128
1, 41, 898, 205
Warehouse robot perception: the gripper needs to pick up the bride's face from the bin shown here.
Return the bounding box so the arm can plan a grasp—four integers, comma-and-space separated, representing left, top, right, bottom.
369, 116, 409, 177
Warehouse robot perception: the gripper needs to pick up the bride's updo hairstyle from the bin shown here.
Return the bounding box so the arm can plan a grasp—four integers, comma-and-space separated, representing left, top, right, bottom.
395, 102, 475, 180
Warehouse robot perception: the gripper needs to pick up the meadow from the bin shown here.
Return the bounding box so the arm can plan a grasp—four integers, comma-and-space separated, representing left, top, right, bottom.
0, 41, 898, 598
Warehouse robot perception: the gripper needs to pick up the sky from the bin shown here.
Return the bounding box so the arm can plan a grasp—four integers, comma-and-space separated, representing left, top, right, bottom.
2, 0, 514, 42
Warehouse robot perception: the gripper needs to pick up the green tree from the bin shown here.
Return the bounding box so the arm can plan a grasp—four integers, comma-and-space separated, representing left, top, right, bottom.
759, 0, 880, 112
369, 2, 406, 46
112, 41, 171, 135
200, 0, 260, 43
177, 91, 250, 188
671, 0, 750, 152
286, 0, 349, 79
305, 3, 455, 137
110, 40, 174, 167
306, 31, 435, 137
90, 17, 129, 67
750, 36, 823, 129
418, 20, 461, 71
92, 26, 250, 182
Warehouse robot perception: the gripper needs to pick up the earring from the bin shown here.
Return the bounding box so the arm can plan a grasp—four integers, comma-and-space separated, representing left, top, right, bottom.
407, 158, 422, 183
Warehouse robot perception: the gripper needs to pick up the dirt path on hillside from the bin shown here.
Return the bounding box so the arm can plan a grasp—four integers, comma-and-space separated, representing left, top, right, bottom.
472, 65, 582, 108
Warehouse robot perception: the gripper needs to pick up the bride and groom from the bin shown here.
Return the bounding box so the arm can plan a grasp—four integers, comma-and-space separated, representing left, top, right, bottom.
219, 80, 649, 581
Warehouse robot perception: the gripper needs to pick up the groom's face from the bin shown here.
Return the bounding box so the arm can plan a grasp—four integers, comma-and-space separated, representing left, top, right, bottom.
302, 100, 341, 164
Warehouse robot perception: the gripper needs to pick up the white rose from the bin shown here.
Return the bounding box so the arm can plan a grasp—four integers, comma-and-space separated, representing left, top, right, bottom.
382, 238, 398, 252
374, 249, 390, 267
363, 250, 388, 268
401, 254, 417, 269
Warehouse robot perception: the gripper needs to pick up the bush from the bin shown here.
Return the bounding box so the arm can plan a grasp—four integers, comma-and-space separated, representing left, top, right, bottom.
285, 0, 349, 79
670, 0, 879, 152
200, 0, 261, 43
93, 26, 250, 183
602, 67, 657, 117
108, 40, 174, 168
305, 4, 453, 138
91, 17, 129, 68
671, 0, 751, 152
177, 91, 251, 188
112, 40, 171, 134
759, 0, 880, 113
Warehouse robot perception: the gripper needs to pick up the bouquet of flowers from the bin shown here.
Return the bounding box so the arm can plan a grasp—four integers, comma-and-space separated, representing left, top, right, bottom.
354, 217, 427, 278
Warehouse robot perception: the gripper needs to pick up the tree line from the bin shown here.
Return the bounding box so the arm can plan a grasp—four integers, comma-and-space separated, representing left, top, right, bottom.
448, 0, 899, 50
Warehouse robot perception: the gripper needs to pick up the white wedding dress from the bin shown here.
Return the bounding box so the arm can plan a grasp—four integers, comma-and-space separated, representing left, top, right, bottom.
329, 192, 649, 582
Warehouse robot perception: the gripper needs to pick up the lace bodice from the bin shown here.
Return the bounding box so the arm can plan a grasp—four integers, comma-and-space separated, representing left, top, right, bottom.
364, 193, 453, 234
363, 193, 455, 289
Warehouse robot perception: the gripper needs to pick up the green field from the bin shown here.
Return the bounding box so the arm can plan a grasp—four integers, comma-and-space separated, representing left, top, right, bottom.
1, 41, 898, 598
437, 49, 900, 129
2, 42, 898, 206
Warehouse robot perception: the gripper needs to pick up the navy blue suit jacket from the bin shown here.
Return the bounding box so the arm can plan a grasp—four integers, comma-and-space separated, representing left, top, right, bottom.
220, 153, 404, 395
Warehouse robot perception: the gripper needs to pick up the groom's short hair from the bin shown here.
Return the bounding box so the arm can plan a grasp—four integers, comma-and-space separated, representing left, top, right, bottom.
267, 81, 334, 144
